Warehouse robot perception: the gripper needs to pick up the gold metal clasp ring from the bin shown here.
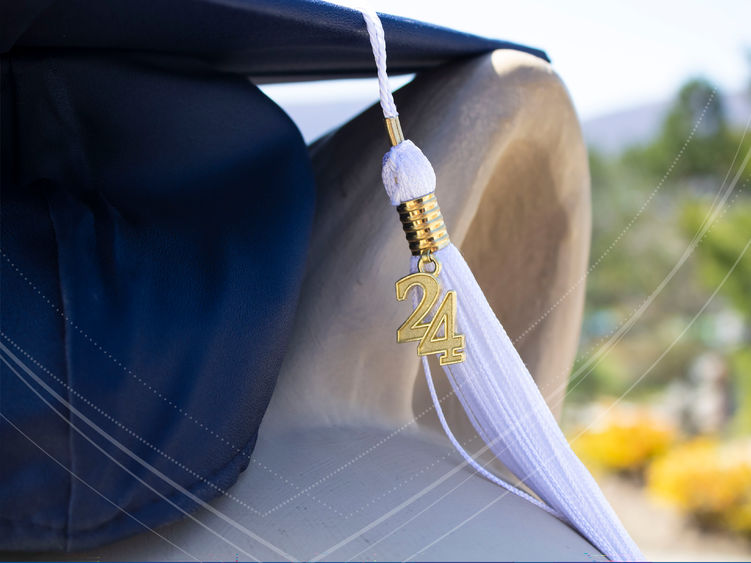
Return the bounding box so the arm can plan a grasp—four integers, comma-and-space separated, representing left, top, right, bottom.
417, 252, 441, 276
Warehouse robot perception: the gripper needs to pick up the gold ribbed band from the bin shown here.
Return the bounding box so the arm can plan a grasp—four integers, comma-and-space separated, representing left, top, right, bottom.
396, 193, 450, 256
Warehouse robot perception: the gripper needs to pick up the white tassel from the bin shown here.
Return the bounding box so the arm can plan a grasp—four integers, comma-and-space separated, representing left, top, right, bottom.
388, 142, 644, 561
360, 7, 644, 561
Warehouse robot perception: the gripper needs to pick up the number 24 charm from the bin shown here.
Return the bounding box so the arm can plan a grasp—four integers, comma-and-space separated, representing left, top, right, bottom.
395, 255, 465, 365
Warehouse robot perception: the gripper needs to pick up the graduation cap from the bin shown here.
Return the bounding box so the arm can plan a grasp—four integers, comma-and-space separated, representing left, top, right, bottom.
1, 2, 642, 559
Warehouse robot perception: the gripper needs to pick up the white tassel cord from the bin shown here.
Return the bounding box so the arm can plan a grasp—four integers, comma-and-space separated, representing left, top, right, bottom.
360, 5, 398, 118
365, 8, 645, 562
419, 352, 561, 520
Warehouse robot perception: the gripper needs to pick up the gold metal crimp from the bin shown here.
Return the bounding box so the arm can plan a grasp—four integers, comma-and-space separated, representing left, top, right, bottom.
385, 116, 404, 146
396, 193, 450, 256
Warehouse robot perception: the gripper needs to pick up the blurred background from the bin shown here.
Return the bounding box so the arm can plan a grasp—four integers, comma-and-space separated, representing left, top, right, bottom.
260, 1, 751, 560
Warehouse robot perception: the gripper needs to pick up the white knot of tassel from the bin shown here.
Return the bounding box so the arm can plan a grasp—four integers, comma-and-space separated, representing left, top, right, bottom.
382, 140, 436, 205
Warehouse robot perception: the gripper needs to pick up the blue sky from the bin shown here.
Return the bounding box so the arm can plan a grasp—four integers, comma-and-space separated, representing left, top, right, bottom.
262, 0, 750, 141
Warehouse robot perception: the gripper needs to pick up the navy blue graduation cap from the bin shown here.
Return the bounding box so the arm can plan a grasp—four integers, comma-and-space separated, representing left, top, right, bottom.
0, 0, 546, 551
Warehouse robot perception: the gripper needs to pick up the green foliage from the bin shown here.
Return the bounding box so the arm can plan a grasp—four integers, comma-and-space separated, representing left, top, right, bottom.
730, 349, 751, 435
567, 352, 630, 402
623, 78, 742, 181
577, 72, 751, 414
680, 200, 751, 319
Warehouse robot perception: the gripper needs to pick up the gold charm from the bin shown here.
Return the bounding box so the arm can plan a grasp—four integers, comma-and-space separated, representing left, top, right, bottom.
395, 254, 465, 365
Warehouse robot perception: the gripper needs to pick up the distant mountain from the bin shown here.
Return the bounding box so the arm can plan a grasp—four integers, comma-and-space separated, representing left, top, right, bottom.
582, 92, 751, 155
263, 81, 751, 152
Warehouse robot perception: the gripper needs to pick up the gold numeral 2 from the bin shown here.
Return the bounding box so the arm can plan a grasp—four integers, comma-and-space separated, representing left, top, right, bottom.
395, 273, 465, 365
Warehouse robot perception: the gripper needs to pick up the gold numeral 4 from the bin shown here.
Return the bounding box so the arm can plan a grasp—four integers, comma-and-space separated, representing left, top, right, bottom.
395, 273, 466, 365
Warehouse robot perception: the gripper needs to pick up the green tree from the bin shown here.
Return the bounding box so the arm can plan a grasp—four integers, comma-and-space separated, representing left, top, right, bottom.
681, 201, 751, 318
680, 200, 751, 434
624, 78, 739, 181
578, 72, 751, 408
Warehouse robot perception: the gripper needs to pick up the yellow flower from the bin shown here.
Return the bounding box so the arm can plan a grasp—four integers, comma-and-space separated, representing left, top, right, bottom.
647, 438, 751, 536
570, 401, 675, 473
